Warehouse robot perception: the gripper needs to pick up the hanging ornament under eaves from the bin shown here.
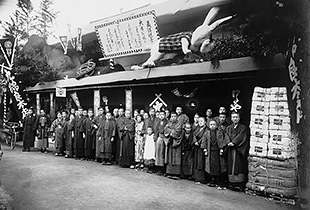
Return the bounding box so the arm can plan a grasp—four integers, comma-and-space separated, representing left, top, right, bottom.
171, 87, 199, 98
230, 90, 242, 112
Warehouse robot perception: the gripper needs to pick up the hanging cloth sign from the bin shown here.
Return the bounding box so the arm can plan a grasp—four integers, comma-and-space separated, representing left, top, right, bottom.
0, 37, 16, 67
149, 93, 167, 111
56, 87, 66, 97
94, 7, 159, 60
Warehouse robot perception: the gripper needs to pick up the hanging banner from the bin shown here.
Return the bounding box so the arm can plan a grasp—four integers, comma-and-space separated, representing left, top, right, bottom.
56, 87, 66, 97
94, 8, 159, 60
0, 37, 16, 67
70, 92, 81, 108
59, 36, 68, 54
125, 89, 132, 113
287, 36, 303, 125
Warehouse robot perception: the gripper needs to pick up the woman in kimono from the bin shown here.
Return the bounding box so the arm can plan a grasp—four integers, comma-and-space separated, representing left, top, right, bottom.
63, 113, 75, 158
50, 111, 66, 156
192, 113, 200, 133
192, 117, 208, 183
134, 114, 145, 168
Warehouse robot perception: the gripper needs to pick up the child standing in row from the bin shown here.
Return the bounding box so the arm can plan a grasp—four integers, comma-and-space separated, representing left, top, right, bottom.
143, 126, 156, 172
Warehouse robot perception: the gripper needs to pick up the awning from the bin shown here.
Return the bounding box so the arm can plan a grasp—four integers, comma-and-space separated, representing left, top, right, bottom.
25, 54, 285, 93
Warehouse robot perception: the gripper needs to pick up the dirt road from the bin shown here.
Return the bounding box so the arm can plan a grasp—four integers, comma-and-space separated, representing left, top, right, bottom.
0, 144, 298, 210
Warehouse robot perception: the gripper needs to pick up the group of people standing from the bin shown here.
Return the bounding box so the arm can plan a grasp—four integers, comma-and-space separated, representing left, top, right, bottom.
22, 105, 249, 191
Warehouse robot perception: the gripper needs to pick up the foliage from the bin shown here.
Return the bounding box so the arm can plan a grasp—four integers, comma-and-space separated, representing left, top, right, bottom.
2, 0, 34, 41
32, 0, 58, 40
12, 49, 61, 87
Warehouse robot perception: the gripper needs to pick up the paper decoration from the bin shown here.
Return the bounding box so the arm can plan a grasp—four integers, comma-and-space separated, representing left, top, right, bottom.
230, 90, 242, 112
288, 37, 302, 124
149, 93, 167, 111
0, 37, 16, 67
95, 8, 159, 59
59, 36, 68, 54
77, 28, 82, 51
56, 87, 66, 97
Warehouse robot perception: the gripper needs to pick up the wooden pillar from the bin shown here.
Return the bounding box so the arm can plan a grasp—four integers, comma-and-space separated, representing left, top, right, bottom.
36, 93, 40, 115
125, 89, 132, 115
299, 0, 310, 206
94, 90, 100, 117
49, 92, 55, 120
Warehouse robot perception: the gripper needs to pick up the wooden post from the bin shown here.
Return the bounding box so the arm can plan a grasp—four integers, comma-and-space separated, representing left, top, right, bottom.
94, 90, 100, 117
125, 89, 132, 115
36, 93, 40, 115
299, 0, 310, 206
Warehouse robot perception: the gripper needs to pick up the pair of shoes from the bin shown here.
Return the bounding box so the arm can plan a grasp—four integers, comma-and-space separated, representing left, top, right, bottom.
105, 162, 112, 165
45, 151, 48, 154
55, 153, 59, 156
207, 183, 216, 187
22, 149, 26, 152
140, 164, 144, 169
27, 148, 30, 152
65, 155, 69, 158
130, 165, 135, 169
156, 172, 164, 176
170, 176, 180, 180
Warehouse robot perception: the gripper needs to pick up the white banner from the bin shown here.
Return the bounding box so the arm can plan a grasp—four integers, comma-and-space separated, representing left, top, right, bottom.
94, 9, 159, 59
56, 87, 66, 97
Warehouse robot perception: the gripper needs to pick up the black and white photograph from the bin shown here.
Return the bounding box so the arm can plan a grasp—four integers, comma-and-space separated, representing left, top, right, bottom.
0, 0, 309, 209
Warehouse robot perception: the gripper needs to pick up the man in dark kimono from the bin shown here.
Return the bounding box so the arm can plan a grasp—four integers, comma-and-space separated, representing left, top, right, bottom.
201, 120, 229, 187
164, 112, 182, 179
118, 110, 135, 167
71, 108, 85, 159
214, 107, 231, 127
206, 108, 213, 127
35, 109, 50, 153
180, 122, 194, 179
94, 107, 106, 161
97, 112, 116, 165
217, 113, 230, 132
83, 109, 96, 161
115, 108, 125, 163
226, 112, 249, 191
175, 106, 189, 129
154, 110, 168, 175
192, 117, 208, 183
144, 107, 158, 131
22, 108, 36, 152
